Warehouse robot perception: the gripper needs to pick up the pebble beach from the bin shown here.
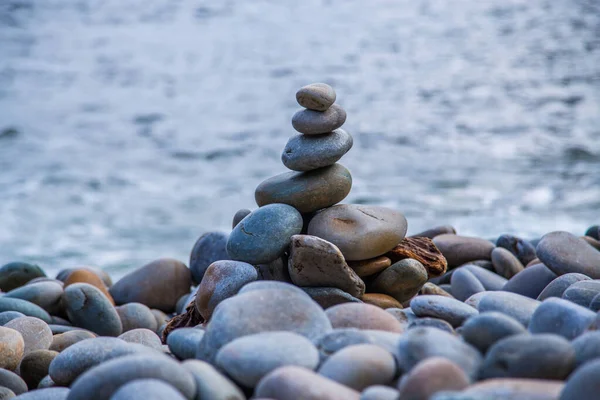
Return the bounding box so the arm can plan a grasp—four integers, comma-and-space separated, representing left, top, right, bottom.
1, 83, 600, 399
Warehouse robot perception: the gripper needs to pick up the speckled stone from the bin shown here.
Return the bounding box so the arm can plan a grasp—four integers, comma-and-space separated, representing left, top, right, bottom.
477, 292, 540, 326
4, 316, 52, 356
11, 388, 70, 400
408, 317, 455, 334
496, 234, 537, 266
118, 328, 162, 350
0, 369, 27, 395
255, 365, 361, 400
216, 331, 319, 388
189, 231, 230, 284
572, 331, 600, 368
562, 280, 600, 307
396, 327, 483, 380
63, 269, 114, 305
296, 83, 336, 111
459, 311, 525, 353
232, 208, 251, 228
318, 344, 396, 391
19, 349, 58, 389
196, 260, 258, 320
326, 303, 403, 333
196, 287, 332, 363
4, 281, 63, 315
397, 357, 469, 400
302, 287, 362, 309
463, 378, 564, 400
255, 164, 352, 214
537, 273, 591, 301
462, 264, 507, 291
67, 354, 196, 400
529, 297, 596, 339
480, 333, 575, 380
166, 328, 205, 360
432, 235, 495, 268
49, 330, 96, 352
537, 231, 600, 278
0, 326, 24, 370
111, 379, 186, 400
560, 359, 600, 400
410, 295, 478, 327
64, 283, 122, 336
116, 302, 158, 333
0, 262, 46, 292
182, 359, 245, 399
362, 293, 402, 309
502, 263, 557, 299
347, 257, 391, 278
450, 268, 485, 302
369, 259, 428, 303
288, 235, 365, 298
0, 298, 51, 323
282, 129, 353, 172
227, 203, 303, 264
291, 104, 347, 135
308, 204, 407, 261
491, 247, 524, 279
0, 311, 25, 325
109, 258, 192, 312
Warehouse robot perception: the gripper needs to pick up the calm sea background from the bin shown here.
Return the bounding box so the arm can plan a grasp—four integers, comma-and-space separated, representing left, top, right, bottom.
1, 0, 599, 278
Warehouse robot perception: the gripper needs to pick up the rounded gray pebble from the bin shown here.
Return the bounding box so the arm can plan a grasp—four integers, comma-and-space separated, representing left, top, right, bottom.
536, 231, 600, 278
502, 263, 557, 299
0, 387, 15, 400
182, 359, 246, 400
296, 82, 336, 111
4, 281, 63, 315
118, 328, 162, 350
282, 129, 353, 172
560, 359, 600, 400
410, 295, 478, 327
232, 209, 251, 229
528, 297, 596, 339
4, 316, 52, 355
477, 291, 540, 326
562, 280, 600, 307
116, 302, 158, 333
408, 317, 455, 334
496, 234, 537, 266
360, 385, 400, 400
432, 235, 495, 268
11, 388, 69, 400
0, 369, 27, 395
459, 311, 526, 353
450, 268, 485, 302
110, 379, 187, 400
537, 273, 591, 301
189, 231, 230, 284
0, 298, 51, 323
166, 327, 205, 360
572, 331, 600, 368
462, 264, 507, 291
302, 287, 362, 309
291, 103, 346, 135
491, 247, 524, 279
0, 311, 25, 325
64, 283, 122, 336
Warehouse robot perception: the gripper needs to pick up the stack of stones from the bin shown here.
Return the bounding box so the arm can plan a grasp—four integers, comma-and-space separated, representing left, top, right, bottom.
0, 84, 600, 400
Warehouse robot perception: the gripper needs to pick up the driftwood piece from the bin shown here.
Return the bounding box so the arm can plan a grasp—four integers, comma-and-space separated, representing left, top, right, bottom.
161, 299, 204, 343
385, 236, 448, 278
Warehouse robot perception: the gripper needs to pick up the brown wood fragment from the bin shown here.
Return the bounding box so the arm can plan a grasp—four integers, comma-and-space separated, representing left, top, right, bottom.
161, 299, 204, 344
385, 237, 448, 278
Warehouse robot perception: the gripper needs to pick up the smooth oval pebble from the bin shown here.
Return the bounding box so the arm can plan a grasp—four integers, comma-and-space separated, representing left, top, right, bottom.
562, 280, 600, 307
19, 349, 58, 389
255, 164, 352, 214
502, 263, 557, 299
572, 331, 600, 368
410, 295, 478, 327
410, 225, 456, 239
4, 281, 63, 315
196, 260, 258, 320
347, 256, 391, 278
0, 387, 15, 399
496, 234, 537, 266
11, 387, 69, 400
537, 231, 600, 278
118, 328, 162, 350
64, 283, 122, 336
4, 316, 52, 356
232, 208, 251, 229
450, 268, 485, 302
463, 378, 564, 400
432, 235, 495, 268
238, 280, 309, 297
166, 328, 205, 360
408, 317, 455, 334
397, 357, 469, 400
362, 293, 402, 309
302, 287, 362, 309
360, 385, 400, 400
49, 330, 96, 352
315, 328, 377, 361
216, 331, 319, 388
227, 203, 303, 264
291, 104, 347, 135
459, 312, 526, 353
537, 273, 592, 301
182, 359, 245, 400
491, 247, 524, 279
480, 333, 575, 380
396, 327, 483, 380
57, 266, 112, 288
560, 359, 600, 400
308, 204, 407, 261
110, 379, 187, 400
189, 231, 230, 284
528, 297, 596, 339
0, 298, 51, 323
116, 302, 158, 333
67, 354, 196, 400
0, 369, 27, 395
109, 258, 192, 313
0, 326, 24, 370
282, 129, 353, 172
0, 311, 25, 325
63, 269, 114, 305
255, 365, 360, 400
318, 344, 396, 391
0, 262, 46, 292
477, 292, 540, 326
420, 282, 453, 298
370, 259, 428, 303
462, 264, 508, 291
326, 303, 403, 333
296, 83, 336, 111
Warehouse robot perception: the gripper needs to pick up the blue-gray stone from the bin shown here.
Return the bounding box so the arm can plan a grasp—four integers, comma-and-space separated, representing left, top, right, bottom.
48, 325, 94, 335
232, 209, 251, 229
591, 292, 600, 312
562, 280, 600, 307
0, 262, 46, 292
238, 280, 309, 297
255, 164, 352, 214
189, 231, 230, 284
480, 333, 575, 380
477, 292, 540, 326
431, 235, 495, 268
496, 234, 537, 266
0, 311, 25, 325
585, 225, 600, 240
111, 379, 187, 400
282, 129, 353, 172
459, 311, 526, 353
407, 317, 455, 334
0, 387, 15, 399
410, 295, 478, 327
410, 225, 456, 239
167, 328, 205, 360
118, 328, 162, 350
491, 247, 524, 279
67, 354, 196, 400
216, 331, 319, 387
0, 367, 27, 395
560, 359, 600, 400
572, 331, 600, 368
116, 302, 158, 332
37, 374, 56, 389
296, 83, 336, 111
360, 385, 400, 400
4, 281, 63, 315
537, 231, 600, 278
528, 297, 596, 339
462, 264, 507, 291
63, 283, 122, 336
302, 287, 362, 309
0, 298, 51, 323
537, 273, 591, 301
502, 263, 557, 299
227, 203, 303, 264
291, 103, 346, 135
396, 327, 482, 380
12, 387, 69, 400
182, 360, 245, 400
450, 268, 485, 302
196, 287, 332, 363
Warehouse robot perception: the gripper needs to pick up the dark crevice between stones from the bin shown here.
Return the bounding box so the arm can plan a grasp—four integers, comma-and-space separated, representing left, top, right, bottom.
161, 298, 205, 344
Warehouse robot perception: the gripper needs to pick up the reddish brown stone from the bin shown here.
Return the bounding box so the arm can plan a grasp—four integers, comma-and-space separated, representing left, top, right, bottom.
347, 257, 391, 278
362, 293, 402, 309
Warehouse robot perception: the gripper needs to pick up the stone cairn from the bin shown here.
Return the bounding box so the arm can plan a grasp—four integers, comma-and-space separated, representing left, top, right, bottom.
0, 84, 599, 399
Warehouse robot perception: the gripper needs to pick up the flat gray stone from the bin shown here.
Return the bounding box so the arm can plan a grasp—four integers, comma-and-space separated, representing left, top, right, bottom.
537, 231, 600, 278
432, 235, 495, 268
502, 263, 557, 299
302, 287, 362, 309
166, 328, 205, 360
450, 268, 485, 302
116, 302, 158, 333
282, 129, 353, 172
4, 281, 63, 315
529, 297, 596, 339
64, 283, 122, 336
537, 273, 591, 301
562, 280, 600, 307
459, 311, 526, 353
491, 247, 524, 279
292, 104, 347, 135
296, 83, 336, 111
410, 295, 478, 327
478, 291, 540, 326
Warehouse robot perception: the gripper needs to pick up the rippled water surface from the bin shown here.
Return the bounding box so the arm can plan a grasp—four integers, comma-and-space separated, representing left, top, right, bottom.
1, 0, 599, 276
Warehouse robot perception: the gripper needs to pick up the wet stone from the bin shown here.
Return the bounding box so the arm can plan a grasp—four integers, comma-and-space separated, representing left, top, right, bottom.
49, 330, 96, 352
0, 262, 46, 292
528, 297, 596, 339
227, 203, 303, 265
189, 231, 230, 284
4, 316, 52, 356
502, 263, 557, 299
496, 234, 537, 266
537, 272, 591, 301
480, 333, 575, 380
64, 283, 122, 336
369, 259, 428, 304
397, 357, 469, 400
282, 129, 353, 172
572, 331, 600, 368
450, 268, 485, 302
347, 257, 391, 278
491, 247, 524, 279
410, 295, 478, 327
326, 303, 403, 333
291, 104, 347, 135
296, 82, 336, 111
111, 379, 186, 400
166, 327, 205, 360
118, 328, 162, 350
477, 291, 540, 327
362, 293, 402, 309
182, 359, 246, 400
459, 311, 526, 353
562, 280, 600, 307
536, 231, 600, 278
0, 326, 24, 370
116, 302, 158, 332
302, 287, 362, 309
408, 317, 455, 334
432, 235, 495, 268
288, 235, 365, 298
255, 164, 352, 214
19, 349, 58, 389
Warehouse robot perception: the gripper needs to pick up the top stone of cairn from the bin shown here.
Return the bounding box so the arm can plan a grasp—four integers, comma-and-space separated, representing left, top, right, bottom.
296, 83, 336, 111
